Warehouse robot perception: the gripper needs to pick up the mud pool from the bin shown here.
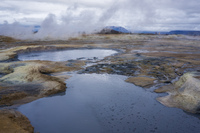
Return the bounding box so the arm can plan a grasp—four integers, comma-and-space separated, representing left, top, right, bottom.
18, 73, 200, 133
18, 49, 118, 61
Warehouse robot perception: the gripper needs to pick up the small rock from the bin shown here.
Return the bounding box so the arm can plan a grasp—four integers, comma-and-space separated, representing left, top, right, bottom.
154, 84, 174, 93
125, 76, 155, 88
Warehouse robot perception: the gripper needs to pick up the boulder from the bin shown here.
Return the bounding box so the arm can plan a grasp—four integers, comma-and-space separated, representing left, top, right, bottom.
156, 71, 200, 113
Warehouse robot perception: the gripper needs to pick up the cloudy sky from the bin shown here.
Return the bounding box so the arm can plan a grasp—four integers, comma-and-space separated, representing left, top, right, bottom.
0, 0, 200, 39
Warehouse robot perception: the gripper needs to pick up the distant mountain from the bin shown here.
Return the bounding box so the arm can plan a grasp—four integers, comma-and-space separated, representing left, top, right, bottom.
168, 30, 200, 36
99, 26, 131, 34
133, 30, 200, 36
134, 31, 168, 35
31, 24, 200, 36
32, 25, 41, 33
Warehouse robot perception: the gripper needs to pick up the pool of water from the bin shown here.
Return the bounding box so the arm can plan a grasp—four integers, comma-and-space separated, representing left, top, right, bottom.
18, 74, 200, 133
18, 49, 118, 61
0, 74, 5, 78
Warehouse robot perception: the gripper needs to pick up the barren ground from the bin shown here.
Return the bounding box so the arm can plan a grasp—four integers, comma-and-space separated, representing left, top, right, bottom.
0, 34, 200, 132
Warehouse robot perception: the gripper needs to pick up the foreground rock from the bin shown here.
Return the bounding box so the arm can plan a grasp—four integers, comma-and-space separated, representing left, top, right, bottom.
0, 109, 34, 133
156, 71, 200, 113
0, 60, 85, 105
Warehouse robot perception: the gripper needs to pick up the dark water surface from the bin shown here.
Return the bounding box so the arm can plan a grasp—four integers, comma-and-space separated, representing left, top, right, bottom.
18, 49, 118, 61
0, 74, 4, 78
18, 74, 200, 133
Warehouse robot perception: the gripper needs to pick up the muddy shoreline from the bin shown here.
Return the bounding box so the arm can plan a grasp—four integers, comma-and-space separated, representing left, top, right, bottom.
0, 34, 200, 132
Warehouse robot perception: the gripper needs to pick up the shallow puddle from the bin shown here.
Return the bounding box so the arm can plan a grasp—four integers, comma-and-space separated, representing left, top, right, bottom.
18, 74, 200, 133
18, 49, 118, 61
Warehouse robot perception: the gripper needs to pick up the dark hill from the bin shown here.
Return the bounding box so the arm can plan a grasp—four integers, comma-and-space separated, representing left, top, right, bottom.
99, 26, 131, 34
169, 30, 200, 36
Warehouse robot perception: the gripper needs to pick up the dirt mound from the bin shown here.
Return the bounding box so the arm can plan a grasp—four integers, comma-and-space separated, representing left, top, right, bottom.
156, 72, 200, 113
0, 36, 19, 43
0, 109, 34, 133
0, 60, 85, 106
126, 77, 155, 88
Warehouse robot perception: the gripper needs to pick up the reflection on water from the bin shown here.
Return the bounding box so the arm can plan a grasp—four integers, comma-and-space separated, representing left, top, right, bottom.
184, 111, 200, 120
18, 49, 118, 61
18, 74, 200, 133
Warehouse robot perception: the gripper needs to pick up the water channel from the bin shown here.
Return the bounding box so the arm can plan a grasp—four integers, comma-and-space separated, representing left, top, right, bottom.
17, 49, 200, 133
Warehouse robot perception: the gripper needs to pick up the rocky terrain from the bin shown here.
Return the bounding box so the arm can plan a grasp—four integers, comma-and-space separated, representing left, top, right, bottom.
0, 34, 200, 132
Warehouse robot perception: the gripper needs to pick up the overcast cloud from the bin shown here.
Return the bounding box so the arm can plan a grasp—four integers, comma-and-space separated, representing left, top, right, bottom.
0, 0, 200, 39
